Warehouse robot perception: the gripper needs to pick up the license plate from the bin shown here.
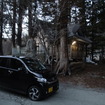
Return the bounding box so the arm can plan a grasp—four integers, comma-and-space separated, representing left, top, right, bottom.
48, 87, 53, 93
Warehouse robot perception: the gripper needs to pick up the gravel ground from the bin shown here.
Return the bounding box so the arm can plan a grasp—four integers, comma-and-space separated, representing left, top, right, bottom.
0, 82, 105, 105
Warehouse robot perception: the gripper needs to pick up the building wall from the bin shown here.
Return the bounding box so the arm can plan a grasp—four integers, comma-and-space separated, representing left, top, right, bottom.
69, 41, 85, 61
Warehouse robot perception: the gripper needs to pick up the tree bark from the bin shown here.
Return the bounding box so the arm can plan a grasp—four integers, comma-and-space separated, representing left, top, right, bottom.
55, 0, 69, 75
17, 0, 22, 47
12, 0, 16, 47
28, 0, 32, 37
0, 0, 3, 55
17, 0, 23, 55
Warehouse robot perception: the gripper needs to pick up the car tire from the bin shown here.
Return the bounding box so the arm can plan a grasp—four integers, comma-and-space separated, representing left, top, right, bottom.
28, 86, 42, 101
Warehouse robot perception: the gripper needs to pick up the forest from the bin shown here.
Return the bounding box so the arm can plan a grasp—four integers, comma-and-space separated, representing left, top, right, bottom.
0, 0, 105, 75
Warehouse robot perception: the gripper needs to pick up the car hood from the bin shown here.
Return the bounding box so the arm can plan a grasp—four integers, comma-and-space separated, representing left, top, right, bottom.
36, 69, 57, 81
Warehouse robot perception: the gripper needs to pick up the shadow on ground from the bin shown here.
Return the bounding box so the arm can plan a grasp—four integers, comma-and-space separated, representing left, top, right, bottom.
58, 64, 105, 89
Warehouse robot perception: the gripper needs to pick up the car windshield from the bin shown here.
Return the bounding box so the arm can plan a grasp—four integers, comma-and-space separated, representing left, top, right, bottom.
21, 58, 46, 72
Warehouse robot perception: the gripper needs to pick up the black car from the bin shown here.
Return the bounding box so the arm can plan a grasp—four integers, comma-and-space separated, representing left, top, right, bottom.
0, 56, 59, 101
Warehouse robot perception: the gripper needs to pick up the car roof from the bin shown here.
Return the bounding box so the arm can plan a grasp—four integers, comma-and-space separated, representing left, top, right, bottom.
0, 55, 25, 59
0, 56, 39, 61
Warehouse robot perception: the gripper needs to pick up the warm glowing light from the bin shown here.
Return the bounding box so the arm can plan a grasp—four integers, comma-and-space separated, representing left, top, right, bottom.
72, 41, 76, 45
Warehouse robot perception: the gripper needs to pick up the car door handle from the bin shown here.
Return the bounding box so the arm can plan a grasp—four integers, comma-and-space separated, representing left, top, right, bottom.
8, 70, 13, 74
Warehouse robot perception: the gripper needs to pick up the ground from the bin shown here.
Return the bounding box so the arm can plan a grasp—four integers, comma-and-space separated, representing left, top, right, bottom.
58, 63, 105, 89
1, 81, 105, 105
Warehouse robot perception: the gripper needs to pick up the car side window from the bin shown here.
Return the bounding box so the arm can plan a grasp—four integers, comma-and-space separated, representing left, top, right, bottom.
0, 58, 9, 68
0, 58, 2, 66
10, 58, 23, 70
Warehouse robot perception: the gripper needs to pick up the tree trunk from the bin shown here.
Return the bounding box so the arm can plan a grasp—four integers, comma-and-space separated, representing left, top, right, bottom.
12, 0, 16, 47
17, 0, 22, 47
55, 0, 69, 75
0, 0, 3, 55
17, 0, 23, 54
28, 0, 32, 37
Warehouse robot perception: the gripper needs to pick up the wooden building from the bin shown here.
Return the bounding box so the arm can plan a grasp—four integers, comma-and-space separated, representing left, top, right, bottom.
67, 24, 92, 74
68, 24, 91, 61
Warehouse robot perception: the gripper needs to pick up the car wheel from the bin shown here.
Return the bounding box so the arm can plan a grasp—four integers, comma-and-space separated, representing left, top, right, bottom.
28, 86, 42, 101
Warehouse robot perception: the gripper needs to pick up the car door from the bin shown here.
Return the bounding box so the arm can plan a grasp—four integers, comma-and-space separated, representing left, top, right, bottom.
0, 57, 11, 88
8, 58, 30, 92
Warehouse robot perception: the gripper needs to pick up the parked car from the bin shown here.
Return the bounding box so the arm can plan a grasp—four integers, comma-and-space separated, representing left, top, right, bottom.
0, 56, 59, 101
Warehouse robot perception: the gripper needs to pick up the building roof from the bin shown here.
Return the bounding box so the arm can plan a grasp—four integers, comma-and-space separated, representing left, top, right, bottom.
68, 23, 92, 44
73, 35, 92, 44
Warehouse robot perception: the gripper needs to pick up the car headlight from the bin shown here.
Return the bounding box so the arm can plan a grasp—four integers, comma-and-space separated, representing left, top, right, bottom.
37, 77, 47, 83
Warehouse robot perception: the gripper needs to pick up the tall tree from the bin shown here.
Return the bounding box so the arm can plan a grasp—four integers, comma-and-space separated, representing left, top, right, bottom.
12, 0, 16, 47
17, 0, 29, 53
0, 0, 3, 55
17, 0, 23, 48
55, 0, 69, 75
28, 0, 33, 37
85, 0, 105, 60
